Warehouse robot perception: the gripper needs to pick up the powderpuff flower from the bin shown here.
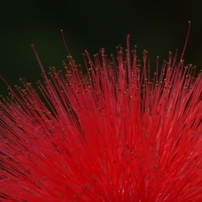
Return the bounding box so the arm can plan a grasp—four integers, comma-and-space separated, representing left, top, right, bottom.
0, 28, 202, 201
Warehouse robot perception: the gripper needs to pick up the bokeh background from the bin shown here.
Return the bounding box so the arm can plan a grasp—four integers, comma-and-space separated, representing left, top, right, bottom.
1, 0, 202, 96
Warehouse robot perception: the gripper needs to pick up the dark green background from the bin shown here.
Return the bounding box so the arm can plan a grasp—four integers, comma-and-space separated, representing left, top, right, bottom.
1, 0, 202, 96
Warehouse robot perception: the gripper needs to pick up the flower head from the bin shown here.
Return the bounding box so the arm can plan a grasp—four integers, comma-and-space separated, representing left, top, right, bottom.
0, 30, 202, 201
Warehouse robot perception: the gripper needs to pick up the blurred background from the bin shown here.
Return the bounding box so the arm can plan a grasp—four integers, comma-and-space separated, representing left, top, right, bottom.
1, 0, 202, 96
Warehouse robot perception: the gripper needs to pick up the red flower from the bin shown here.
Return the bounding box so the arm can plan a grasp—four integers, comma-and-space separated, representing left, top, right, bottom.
0, 31, 202, 201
